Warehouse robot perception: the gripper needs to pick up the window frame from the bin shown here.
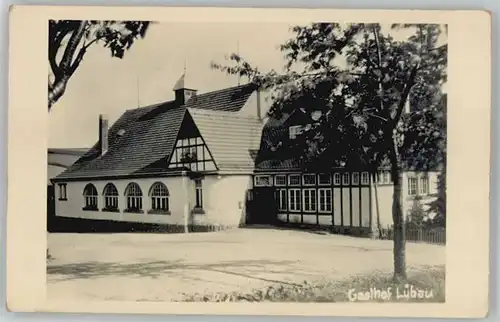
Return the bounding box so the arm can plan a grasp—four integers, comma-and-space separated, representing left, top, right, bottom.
408, 177, 418, 196
125, 182, 143, 213
58, 183, 67, 201
342, 173, 350, 185
302, 188, 317, 213
419, 176, 429, 195
352, 172, 360, 185
361, 172, 370, 185
254, 175, 272, 187
318, 173, 332, 186
82, 183, 98, 211
289, 125, 303, 139
149, 182, 170, 214
277, 189, 287, 211
194, 179, 204, 211
274, 175, 287, 187
288, 174, 301, 186
302, 173, 316, 186
288, 188, 301, 212
318, 188, 332, 213
333, 173, 341, 186
383, 171, 391, 184
103, 183, 119, 212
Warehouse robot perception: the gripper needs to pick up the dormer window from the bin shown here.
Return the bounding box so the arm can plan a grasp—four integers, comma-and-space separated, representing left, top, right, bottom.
289, 125, 303, 139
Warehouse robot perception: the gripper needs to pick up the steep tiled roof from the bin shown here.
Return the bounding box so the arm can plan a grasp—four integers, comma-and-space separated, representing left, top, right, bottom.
54, 83, 258, 180
184, 83, 257, 112
188, 108, 263, 171
55, 102, 186, 179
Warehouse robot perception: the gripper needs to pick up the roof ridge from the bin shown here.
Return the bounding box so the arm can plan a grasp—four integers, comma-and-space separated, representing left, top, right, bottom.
190, 82, 257, 98
124, 83, 257, 113
186, 83, 257, 103
125, 100, 173, 113
187, 108, 262, 121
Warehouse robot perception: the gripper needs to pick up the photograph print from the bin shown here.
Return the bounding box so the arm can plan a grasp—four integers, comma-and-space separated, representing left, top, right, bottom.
47, 19, 447, 303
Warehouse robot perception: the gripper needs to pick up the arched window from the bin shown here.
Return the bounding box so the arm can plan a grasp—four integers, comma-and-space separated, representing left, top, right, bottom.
103, 183, 119, 211
83, 183, 98, 210
125, 182, 143, 212
149, 182, 169, 212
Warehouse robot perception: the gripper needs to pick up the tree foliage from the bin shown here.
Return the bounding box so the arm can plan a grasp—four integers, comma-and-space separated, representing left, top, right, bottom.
406, 196, 427, 228
213, 23, 447, 281
48, 20, 152, 110
428, 169, 446, 227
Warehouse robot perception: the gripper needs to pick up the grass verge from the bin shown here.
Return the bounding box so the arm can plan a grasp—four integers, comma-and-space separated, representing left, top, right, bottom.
180, 265, 445, 303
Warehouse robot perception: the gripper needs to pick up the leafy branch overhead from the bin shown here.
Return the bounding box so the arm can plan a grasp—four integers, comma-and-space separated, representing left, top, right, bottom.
212, 23, 447, 172
212, 23, 447, 281
48, 20, 152, 110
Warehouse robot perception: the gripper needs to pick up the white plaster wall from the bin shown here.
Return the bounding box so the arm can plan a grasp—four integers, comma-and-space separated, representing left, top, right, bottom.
54, 177, 187, 225
370, 171, 440, 230
190, 174, 252, 227
370, 184, 394, 230
401, 171, 439, 217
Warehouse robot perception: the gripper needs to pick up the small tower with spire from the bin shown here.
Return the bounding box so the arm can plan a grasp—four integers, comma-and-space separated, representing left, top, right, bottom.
173, 64, 197, 105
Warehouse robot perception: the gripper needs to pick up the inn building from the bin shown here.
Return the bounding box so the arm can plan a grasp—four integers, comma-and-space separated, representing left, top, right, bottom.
51, 75, 439, 235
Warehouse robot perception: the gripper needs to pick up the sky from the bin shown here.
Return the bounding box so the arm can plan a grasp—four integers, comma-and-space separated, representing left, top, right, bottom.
48, 22, 447, 148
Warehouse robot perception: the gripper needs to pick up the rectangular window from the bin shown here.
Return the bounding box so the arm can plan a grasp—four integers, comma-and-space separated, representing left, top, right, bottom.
302, 189, 317, 212
277, 189, 287, 211
318, 173, 331, 185
303, 174, 316, 186
342, 173, 350, 185
333, 173, 341, 186
383, 171, 391, 184
419, 176, 429, 195
288, 174, 301, 186
352, 173, 359, 185
377, 172, 383, 184
361, 172, 370, 184
58, 183, 67, 200
288, 189, 301, 212
408, 177, 418, 196
275, 175, 286, 186
195, 179, 203, 208
318, 188, 332, 213
289, 125, 303, 139
255, 175, 271, 187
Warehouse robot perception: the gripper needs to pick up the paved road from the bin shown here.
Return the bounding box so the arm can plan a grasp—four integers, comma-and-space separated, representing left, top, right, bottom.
47, 228, 445, 301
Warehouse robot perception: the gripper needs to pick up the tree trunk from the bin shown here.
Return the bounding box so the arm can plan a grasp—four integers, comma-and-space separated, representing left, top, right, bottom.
48, 75, 69, 110
390, 147, 406, 281
372, 173, 383, 239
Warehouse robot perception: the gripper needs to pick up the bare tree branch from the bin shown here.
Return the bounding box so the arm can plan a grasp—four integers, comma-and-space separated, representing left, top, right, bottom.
391, 63, 420, 127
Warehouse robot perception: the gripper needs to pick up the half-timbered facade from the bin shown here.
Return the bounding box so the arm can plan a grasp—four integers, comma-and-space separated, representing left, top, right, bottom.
248, 103, 439, 236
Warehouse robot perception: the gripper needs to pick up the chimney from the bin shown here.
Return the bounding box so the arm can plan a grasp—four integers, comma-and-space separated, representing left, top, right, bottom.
99, 114, 109, 156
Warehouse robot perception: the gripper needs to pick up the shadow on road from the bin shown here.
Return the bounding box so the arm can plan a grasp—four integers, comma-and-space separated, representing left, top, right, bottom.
47, 259, 309, 286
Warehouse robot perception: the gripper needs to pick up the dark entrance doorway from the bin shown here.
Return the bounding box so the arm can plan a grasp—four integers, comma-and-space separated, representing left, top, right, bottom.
247, 187, 278, 225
